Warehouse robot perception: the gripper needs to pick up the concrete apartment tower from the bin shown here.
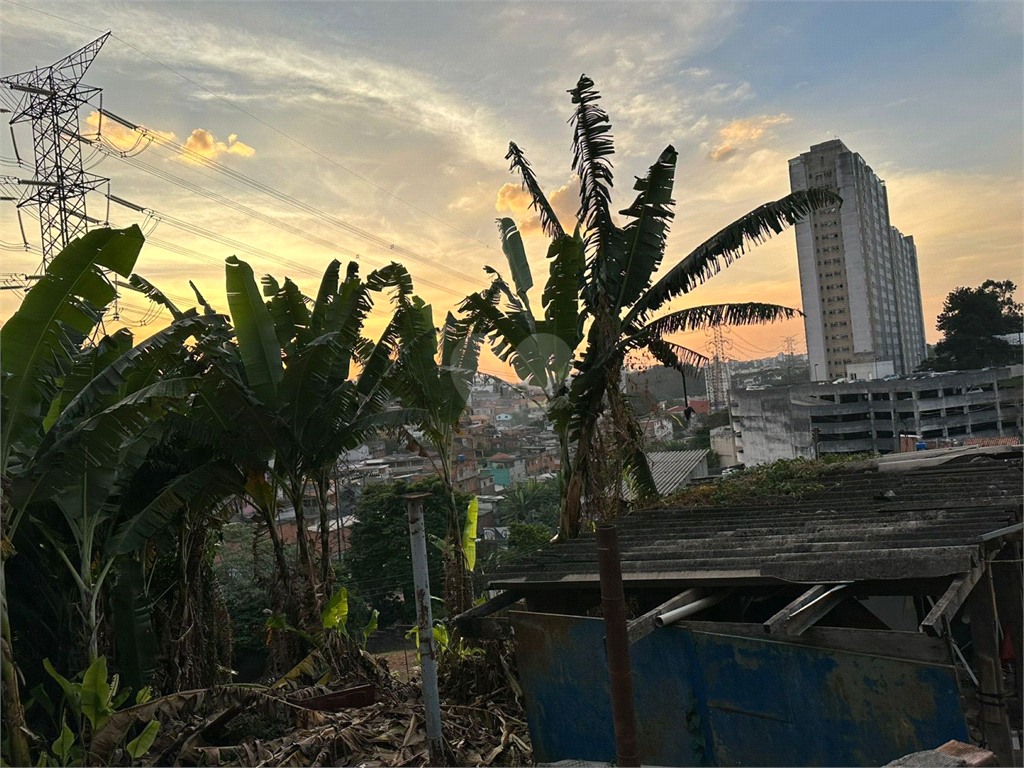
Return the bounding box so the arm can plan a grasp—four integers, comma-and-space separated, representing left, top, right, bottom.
789, 139, 928, 381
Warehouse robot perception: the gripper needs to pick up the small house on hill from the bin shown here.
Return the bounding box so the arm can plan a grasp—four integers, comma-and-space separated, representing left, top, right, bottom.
460, 448, 1023, 767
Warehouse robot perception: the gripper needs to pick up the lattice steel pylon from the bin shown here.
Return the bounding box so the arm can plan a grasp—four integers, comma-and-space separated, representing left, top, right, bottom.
1, 33, 111, 265
705, 324, 732, 412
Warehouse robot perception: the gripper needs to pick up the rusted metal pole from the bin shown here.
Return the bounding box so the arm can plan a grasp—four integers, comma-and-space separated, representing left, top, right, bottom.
596, 523, 641, 767
404, 493, 444, 766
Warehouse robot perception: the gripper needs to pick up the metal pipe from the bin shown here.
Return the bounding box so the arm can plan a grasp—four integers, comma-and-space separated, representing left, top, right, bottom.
655, 593, 727, 627
596, 524, 641, 768
405, 493, 444, 766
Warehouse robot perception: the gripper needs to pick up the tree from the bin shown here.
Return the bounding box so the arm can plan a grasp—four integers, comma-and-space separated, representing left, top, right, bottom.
488, 75, 839, 538
391, 294, 485, 617
0, 227, 241, 762
501, 478, 561, 528
346, 478, 469, 626
209, 256, 410, 631
460, 145, 586, 522
919, 280, 1023, 371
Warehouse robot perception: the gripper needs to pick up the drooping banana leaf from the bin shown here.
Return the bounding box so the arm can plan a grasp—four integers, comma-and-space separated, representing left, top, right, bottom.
111, 563, 157, 691
45, 313, 215, 441
1, 225, 145, 471
505, 141, 565, 239
496, 218, 533, 314
106, 459, 244, 555
626, 187, 842, 323
126, 274, 183, 320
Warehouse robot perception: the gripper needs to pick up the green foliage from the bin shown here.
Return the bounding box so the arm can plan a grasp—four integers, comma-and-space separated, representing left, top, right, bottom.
347, 478, 469, 625
918, 280, 1023, 371
404, 622, 483, 664
79, 656, 112, 731
500, 477, 560, 528
1, 226, 144, 474
506, 522, 552, 554
462, 496, 478, 571
360, 610, 379, 651
321, 587, 349, 633
38, 656, 158, 765
125, 719, 160, 760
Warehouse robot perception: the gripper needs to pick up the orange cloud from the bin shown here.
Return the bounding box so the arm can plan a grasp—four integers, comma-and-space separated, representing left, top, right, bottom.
495, 177, 579, 236
83, 112, 254, 163
707, 113, 792, 161
181, 129, 255, 162
495, 182, 533, 215
84, 110, 176, 151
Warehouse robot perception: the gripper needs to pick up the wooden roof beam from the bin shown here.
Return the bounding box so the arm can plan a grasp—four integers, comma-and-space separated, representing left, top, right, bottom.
919, 560, 987, 637
763, 583, 849, 636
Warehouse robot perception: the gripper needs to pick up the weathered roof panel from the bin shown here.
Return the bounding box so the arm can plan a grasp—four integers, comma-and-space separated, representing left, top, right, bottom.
489, 453, 1023, 589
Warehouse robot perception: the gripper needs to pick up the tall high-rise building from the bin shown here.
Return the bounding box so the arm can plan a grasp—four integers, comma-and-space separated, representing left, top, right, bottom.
789, 139, 928, 381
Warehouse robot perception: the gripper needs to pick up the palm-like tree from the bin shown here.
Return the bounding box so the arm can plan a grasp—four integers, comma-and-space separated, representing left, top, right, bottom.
459, 143, 585, 524
490, 75, 841, 538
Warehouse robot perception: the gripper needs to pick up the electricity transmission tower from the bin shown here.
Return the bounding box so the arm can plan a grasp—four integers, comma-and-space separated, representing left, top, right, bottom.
781, 335, 797, 385
705, 325, 732, 412
1, 33, 111, 265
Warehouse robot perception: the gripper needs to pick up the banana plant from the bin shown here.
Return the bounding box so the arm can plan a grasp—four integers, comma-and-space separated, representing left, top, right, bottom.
458, 142, 586, 528
42, 655, 158, 765
529, 76, 841, 537
216, 256, 416, 625
391, 294, 486, 617
12, 312, 225, 662
1, 227, 144, 767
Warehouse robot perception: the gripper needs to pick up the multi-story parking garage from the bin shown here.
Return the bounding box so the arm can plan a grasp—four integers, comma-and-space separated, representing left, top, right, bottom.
729, 366, 1023, 466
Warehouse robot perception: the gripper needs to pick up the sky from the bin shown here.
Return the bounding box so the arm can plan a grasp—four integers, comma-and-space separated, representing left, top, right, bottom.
1, 0, 1021, 372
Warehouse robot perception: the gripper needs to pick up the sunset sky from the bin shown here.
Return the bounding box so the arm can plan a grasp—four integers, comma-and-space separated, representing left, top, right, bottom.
1, 1, 1021, 373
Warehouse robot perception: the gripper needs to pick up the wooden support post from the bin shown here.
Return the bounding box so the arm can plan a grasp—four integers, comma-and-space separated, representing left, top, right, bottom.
920, 562, 987, 637
966, 566, 1014, 766
992, 542, 1024, 708
596, 524, 641, 768
764, 584, 847, 636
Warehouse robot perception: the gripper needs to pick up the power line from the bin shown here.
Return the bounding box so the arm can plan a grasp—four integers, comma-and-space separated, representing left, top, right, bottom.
1, 1, 498, 254
132, 128, 482, 287
90, 135, 473, 296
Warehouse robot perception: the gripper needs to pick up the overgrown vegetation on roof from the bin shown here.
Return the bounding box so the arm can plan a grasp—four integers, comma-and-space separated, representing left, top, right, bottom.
645, 454, 874, 509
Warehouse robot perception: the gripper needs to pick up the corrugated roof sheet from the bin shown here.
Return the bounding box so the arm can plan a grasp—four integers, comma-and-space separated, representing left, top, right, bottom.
639, 450, 708, 497
489, 449, 1023, 589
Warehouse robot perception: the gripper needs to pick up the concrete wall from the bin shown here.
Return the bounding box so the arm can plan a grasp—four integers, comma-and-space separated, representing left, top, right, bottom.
710, 425, 739, 466
731, 387, 815, 466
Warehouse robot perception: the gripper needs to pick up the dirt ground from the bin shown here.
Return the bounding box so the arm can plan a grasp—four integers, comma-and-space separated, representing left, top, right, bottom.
376, 649, 417, 682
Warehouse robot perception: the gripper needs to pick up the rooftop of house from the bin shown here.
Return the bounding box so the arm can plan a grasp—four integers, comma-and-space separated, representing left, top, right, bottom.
640, 450, 709, 497
487, 447, 1023, 592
